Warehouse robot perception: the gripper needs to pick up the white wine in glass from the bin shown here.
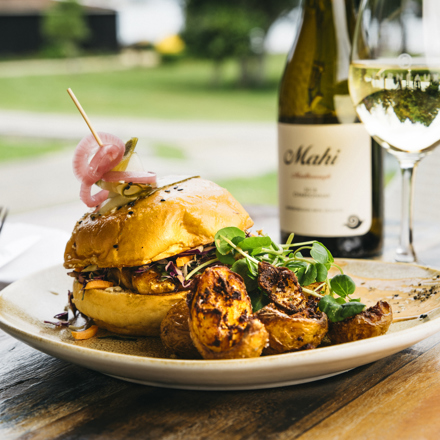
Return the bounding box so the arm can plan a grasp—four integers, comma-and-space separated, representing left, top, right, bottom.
349, 0, 440, 263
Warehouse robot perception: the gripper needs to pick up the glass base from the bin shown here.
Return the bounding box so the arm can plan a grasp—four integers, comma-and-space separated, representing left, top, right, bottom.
395, 246, 417, 263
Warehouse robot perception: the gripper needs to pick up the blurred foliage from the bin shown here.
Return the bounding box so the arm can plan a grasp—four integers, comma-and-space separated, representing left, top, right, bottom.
182, 0, 298, 86
0, 137, 69, 162
183, 4, 265, 62
153, 143, 187, 160
363, 82, 440, 127
218, 172, 278, 206
41, 0, 90, 58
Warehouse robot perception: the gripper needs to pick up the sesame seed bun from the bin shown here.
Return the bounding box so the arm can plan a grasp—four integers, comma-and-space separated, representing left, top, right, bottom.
65, 177, 253, 336
64, 177, 253, 269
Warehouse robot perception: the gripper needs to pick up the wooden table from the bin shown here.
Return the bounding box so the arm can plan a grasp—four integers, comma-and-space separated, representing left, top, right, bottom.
1, 206, 440, 440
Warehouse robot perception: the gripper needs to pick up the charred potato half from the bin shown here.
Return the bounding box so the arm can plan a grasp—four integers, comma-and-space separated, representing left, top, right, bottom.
188, 266, 268, 359
328, 300, 393, 344
160, 299, 200, 359
258, 262, 307, 313
257, 303, 328, 355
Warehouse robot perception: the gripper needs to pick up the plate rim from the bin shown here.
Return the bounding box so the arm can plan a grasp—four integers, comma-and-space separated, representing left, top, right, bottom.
0, 261, 439, 371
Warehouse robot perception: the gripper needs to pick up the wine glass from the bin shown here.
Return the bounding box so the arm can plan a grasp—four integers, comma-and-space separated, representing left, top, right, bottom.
349, 0, 440, 263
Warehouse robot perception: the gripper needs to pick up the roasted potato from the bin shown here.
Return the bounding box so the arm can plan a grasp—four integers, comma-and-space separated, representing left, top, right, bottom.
258, 262, 307, 313
160, 299, 200, 359
328, 300, 393, 344
132, 268, 176, 294
188, 266, 268, 359
256, 303, 328, 355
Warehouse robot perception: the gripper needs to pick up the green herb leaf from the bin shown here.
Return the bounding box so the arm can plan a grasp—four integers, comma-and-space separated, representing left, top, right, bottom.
238, 236, 272, 251
249, 290, 270, 312
231, 259, 258, 291
286, 261, 308, 271
315, 262, 328, 282
216, 249, 236, 265
318, 295, 341, 321
302, 263, 317, 286
246, 258, 259, 278
313, 242, 334, 269
265, 253, 278, 264
251, 247, 263, 256
310, 243, 328, 265
339, 301, 365, 320
286, 261, 307, 284
294, 267, 306, 284
318, 296, 365, 322
214, 227, 246, 255
330, 274, 356, 298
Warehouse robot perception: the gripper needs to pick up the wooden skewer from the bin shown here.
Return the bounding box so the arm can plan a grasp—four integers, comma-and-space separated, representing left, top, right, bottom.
67, 88, 103, 147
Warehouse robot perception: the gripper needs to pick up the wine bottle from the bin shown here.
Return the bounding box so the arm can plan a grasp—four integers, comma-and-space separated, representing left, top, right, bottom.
278, 0, 383, 258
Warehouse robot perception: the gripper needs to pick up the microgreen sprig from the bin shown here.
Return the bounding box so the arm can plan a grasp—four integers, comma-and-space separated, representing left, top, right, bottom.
213, 227, 366, 322
180, 227, 365, 322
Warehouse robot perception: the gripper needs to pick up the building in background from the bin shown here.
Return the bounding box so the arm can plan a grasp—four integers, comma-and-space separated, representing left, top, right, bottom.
0, 0, 118, 56
84, 0, 298, 54
0, 0, 300, 57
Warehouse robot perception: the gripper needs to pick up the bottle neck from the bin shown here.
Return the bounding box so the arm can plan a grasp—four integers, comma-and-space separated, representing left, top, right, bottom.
279, 0, 358, 124
303, 0, 353, 83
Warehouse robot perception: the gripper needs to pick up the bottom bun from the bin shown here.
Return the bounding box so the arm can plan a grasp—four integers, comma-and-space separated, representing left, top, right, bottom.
72, 280, 188, 336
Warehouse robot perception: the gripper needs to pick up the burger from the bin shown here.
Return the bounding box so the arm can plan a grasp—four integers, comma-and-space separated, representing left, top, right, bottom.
64, 176, 253, 336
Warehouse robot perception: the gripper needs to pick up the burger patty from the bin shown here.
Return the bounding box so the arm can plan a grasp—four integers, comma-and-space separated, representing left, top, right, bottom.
132, 269, 176, 294
71, 267, 182, 295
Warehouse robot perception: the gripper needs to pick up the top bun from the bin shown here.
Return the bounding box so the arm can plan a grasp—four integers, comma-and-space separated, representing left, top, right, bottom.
64, 177, 253, 269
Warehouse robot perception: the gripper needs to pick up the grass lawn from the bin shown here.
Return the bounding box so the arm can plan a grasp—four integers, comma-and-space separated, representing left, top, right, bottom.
0, 136, 69, 162
0, 55, 394, 207
153, 143, 187, 160
218, 172, 278, 206
0, 55, 285, 121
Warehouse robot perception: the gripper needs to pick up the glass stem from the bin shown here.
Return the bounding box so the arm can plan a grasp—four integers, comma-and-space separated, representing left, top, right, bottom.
395, 159, 419, 263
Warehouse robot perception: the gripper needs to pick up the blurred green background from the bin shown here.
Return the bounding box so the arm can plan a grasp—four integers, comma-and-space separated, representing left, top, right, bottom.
0, 56, 285, 120
0, 0, 396, 211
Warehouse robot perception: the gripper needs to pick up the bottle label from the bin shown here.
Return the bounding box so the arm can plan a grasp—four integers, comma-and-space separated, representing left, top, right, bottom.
278, 123, 372, 237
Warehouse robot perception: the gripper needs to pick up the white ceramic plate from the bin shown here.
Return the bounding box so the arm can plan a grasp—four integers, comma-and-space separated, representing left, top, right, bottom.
1, 261, 440, 391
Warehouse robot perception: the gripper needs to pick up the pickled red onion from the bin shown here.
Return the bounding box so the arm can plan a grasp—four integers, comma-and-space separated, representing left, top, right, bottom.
80, 182, 109, 208
72, 132, 125, 185
102, 171, 157, 184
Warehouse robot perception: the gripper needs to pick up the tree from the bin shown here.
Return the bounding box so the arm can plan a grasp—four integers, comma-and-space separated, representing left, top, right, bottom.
41, 0, 90, 58
182, 0, 298, 86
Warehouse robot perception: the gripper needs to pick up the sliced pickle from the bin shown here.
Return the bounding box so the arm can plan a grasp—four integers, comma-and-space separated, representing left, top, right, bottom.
112, 138, 138, 172
98, 194, 136, 214
97, 175, 201, 215
122, 183, 153, 197
96, 181, 153, 197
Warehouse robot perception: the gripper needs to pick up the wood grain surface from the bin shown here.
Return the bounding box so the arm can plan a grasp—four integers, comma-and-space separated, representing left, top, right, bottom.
1, 326, 440, 439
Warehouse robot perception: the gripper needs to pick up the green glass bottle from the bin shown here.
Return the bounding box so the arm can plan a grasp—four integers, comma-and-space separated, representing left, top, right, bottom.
278, 0, 383, 257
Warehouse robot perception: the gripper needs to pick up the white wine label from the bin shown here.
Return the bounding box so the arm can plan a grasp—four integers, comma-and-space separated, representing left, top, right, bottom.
278, 123, 372, 237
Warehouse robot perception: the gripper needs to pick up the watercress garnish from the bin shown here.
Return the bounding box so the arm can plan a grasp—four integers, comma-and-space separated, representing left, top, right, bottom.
186, 226, 365, 321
